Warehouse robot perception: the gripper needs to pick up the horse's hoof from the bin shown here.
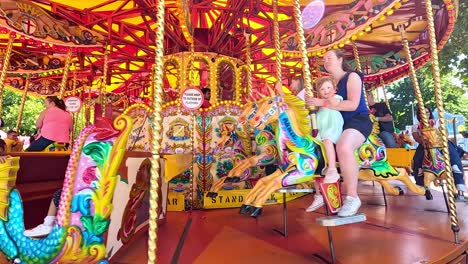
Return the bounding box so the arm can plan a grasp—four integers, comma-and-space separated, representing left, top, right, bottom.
225, 177, 233, 183
425, 189, 433, 200
397, 186, 404, 196
250, 207, 263, 218
206, 192, 218, 198
239, 204, 251, 214
231, 176, 241, 183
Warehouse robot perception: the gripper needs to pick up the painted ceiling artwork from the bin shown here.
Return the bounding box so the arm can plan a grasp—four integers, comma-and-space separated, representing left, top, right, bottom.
0, 0, 459, 99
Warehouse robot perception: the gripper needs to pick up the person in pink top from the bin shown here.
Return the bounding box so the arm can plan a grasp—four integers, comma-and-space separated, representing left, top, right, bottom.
26, 96, 72, 151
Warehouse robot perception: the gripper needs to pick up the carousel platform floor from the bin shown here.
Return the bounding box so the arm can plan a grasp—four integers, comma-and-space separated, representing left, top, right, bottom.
113, 178, 468, 264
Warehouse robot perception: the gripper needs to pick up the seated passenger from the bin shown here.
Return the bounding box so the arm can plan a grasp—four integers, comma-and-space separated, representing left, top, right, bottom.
26, 96, 72, 151
5, 130, 24, 152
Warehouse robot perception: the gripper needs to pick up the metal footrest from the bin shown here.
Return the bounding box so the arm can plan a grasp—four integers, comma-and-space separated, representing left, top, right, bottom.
316, 213, 366, 227
276, 187, 315, 193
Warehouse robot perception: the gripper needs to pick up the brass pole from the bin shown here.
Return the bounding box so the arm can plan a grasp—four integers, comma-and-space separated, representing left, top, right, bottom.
0, 36, 15, 117
100, 51, 109, 117
15, 78, 30, 132
424, 0, 459, 243
273, 0, 282, 82
245, 32, 252, 96
71, 69, 78, 146
351, 41, 362, 72
58, 49, 73, 99
292, 0, 317, 130
400, 29, 429, 129
148, 0, 165, 262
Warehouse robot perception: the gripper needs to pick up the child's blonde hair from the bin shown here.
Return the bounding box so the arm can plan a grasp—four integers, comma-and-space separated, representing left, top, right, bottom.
314, 77, 336, 98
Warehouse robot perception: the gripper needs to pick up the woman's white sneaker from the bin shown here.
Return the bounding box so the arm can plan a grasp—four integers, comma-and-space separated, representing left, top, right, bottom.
305, 194, 324, 212
337, 196, 361, 217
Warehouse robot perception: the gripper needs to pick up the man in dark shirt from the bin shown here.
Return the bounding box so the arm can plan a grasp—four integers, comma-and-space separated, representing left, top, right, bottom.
367, 93, 397, 148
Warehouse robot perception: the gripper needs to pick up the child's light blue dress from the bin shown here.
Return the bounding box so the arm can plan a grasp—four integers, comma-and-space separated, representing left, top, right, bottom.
317, 95, 344, 144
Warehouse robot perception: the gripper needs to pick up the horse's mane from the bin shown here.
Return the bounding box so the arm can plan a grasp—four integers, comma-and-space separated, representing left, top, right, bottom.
281, 94, 311, 136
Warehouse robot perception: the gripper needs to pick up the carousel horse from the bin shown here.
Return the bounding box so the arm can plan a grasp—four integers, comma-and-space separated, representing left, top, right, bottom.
0, 115, 132, 263
239, 94, 327, 217
394, 130, 414, 148
418, 122, 449, 200
240, 95, 425, 217
207, 100, 278, 196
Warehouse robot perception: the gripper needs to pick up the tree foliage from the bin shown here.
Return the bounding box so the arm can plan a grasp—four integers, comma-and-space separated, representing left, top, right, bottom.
2, 89, 44, 135
438, 0, 468, 86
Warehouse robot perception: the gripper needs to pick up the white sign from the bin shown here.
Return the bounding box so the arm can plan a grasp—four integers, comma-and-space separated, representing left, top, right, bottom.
65, 96, 82, 113
181, 87, 203, 110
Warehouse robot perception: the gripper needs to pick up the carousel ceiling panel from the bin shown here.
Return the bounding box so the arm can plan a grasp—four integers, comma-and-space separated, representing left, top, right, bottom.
0, 0, 457, 98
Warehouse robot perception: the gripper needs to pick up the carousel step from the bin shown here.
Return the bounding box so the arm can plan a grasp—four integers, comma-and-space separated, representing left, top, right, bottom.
316, 213, 366, 227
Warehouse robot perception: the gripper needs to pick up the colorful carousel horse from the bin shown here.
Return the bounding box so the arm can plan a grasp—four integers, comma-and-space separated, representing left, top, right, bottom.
418, 122, 449, 200
394, 130, 414, 148
240, 95, 425, 217
0, 115, 132, 263
207, 99, 278, 196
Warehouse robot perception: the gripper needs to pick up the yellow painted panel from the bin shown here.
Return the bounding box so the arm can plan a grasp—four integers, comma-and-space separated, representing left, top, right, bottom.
203, 189, 308, 209
167, 192, 185, 211
386, 148, 415, 168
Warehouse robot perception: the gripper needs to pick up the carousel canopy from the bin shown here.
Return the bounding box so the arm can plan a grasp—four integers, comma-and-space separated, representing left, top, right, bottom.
0, 0, 459, 97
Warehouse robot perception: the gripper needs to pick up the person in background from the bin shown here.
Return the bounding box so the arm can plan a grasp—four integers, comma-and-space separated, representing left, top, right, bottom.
367, 93, 397, 148
5, 130, 23, 152
0, 139, 10, 163
26, 96, 71, 151
201, 87, 212, 108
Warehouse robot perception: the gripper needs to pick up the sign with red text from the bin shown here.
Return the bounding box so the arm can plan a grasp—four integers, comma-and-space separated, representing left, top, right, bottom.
64, 96, 82, 113
181, 87, 203, 110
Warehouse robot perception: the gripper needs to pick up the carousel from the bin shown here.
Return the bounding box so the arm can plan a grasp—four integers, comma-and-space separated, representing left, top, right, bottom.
0, 0, 465, 263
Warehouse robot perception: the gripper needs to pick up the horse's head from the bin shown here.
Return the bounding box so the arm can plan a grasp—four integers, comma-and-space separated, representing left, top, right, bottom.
396, 130, 414, 147
249, 96, 279, 130
238, 101, 259, 127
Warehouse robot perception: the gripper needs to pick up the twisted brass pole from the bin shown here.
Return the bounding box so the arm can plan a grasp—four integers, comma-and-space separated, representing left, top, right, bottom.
58, 49, 73, 99
148, 0, 165, 262
292, 0, 312, 96
245, 32, 252, 96
292, 0, 318, 132
15, 78, 30, 132
71, 69, 78, 146
0, 36, 15, 117
351, 41, 369, 108
400, 29, 429, 129
101, 51, 109, 117
424, 0, 459, 243
351, 41, 362, 72
273, 0, 282, 82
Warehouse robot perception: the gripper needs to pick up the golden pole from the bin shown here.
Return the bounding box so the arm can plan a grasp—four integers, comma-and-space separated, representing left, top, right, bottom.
58, 49, 73, 99
292, 0, 318, 131
71, 69, 78, 146
351, 41, 370, 109
15, 78, 30, 132
148, 0, 165, 262
273, 0, 282, 82
400, 29, 429, 129
100, 51, 109, 117
424, 0, 459, 243
245, 32, 252, 96
0, 36, 15, 117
